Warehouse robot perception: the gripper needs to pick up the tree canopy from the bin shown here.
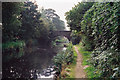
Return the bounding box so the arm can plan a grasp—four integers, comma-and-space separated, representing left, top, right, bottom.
42, 8, 65, 30
65, 2, 93, 31
2, 2, 23, 42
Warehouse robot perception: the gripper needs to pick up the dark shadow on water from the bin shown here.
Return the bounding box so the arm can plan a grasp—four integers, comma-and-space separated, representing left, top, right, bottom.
2, 47, 56, 78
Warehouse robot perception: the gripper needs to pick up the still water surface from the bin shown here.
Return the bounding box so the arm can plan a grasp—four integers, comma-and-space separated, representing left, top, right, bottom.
3, 47, 56, 78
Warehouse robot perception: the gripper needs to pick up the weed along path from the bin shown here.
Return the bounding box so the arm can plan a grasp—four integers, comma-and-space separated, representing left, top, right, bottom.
74, 46, 86, 78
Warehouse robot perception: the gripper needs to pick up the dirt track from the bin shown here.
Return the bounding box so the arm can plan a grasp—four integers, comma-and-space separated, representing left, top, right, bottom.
74, 46, 86, 78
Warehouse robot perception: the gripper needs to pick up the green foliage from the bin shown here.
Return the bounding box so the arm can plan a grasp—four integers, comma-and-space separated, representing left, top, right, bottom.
71, 30, 81, 45
2, 41, 25, 49
81, 2, 120, 78
66, 1, 120, 78
40, 9, 56, 31
2, 2, 23, 42
65, 2, 93, 31
53, 43, 74, 71
41, 8, 65, 30
85, 66, 100, 78
64, 45, 77, 78
81, 34, 94, 51
2, 1, 64, 61
20, 2, 49, 41
2, 2, 25, 61
2, 41, 25, 62
65, 2, 94, 46
55, 38, 66, 43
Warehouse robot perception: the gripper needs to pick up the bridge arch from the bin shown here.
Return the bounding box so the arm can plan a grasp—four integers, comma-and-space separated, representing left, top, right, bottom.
51, 31, 71, 41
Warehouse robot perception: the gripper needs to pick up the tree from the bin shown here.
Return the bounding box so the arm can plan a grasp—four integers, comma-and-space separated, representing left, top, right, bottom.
42, 8, 65, 30
19, 1, 50, 45
20, 2, 40, 39
65, 2, 93, 31
2, 2, 23, 43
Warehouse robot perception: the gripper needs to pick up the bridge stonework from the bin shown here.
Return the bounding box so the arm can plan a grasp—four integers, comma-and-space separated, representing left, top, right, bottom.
52, 31, 71, 41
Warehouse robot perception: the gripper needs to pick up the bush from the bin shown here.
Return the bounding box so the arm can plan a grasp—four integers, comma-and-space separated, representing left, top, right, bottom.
81, 2, 120, 78
53, 43, 74, 73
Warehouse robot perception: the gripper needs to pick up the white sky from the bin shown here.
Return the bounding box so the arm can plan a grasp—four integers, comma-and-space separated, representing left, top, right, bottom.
35, 0, 82, 30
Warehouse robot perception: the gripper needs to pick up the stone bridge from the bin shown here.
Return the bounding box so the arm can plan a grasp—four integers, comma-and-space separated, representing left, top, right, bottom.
51, 30, 72, 41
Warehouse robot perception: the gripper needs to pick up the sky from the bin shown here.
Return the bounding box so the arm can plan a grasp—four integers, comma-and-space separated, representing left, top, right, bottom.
35, 0, 82, 30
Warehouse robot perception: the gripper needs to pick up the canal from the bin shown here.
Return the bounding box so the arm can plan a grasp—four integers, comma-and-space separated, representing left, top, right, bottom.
2, 46, 56, 78
2, 36, 69, 79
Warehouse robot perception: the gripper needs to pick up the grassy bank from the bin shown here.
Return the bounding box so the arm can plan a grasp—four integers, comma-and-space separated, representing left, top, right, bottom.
76, 42, 100, 78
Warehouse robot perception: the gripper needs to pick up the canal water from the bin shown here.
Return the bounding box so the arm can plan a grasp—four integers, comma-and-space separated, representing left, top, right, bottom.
2, 36, 69, 79
2, 47, 57, 78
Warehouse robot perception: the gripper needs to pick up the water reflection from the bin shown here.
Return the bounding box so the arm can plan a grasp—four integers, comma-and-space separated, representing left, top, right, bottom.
3, 36, 70, 79
3, 47, 56, 78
